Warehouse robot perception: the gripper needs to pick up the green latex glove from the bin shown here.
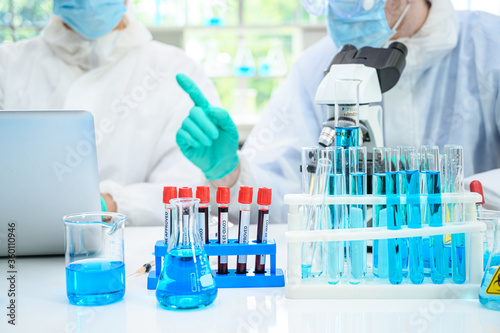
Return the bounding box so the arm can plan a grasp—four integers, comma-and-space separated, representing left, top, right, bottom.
175, 74, 239, 181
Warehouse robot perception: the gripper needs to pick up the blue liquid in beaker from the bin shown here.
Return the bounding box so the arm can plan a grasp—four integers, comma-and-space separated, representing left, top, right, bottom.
66, 259, 125, 306
156, 248, 217, 310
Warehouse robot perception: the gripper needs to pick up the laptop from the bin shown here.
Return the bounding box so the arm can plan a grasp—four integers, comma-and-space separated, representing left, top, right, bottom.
0, 110, 101, 256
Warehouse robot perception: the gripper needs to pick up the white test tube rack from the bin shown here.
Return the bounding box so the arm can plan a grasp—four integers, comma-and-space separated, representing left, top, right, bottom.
284, 192, 486, 299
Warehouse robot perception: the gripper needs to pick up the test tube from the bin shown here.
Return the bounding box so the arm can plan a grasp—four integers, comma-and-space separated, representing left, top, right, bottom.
216, 187, 230, 274
163, 186, 177, 247
196, 186, 210, 244
421, 145, 445, 284
398, 146, 413, 277
348, 146, 367, 284
386, 149, 403, 285
322, 147, 346, 284
372, 147, 388, 279
406, 152, 424, 284
255, 187, 272, 274
237, 186, 253, 274
301, 147, 319, 244
445, 144, 466, 284
301, 157, 331, 279
334, 79, 361, 148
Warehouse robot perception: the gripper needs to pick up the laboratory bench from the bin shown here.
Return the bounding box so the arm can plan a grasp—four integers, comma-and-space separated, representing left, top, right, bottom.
1, 224, 498, 333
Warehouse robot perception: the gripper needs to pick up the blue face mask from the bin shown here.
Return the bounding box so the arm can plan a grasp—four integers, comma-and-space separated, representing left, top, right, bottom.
325, 0, 410, 50
53, 0, 127, 40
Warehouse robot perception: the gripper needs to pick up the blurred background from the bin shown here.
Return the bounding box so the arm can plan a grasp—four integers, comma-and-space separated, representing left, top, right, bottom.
1, 0, 499, 141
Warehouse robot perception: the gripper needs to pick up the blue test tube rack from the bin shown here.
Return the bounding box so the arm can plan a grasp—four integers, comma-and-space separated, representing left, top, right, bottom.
147, 239, 285, 290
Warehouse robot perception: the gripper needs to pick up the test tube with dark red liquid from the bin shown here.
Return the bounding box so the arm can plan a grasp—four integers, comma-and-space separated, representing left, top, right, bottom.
196, 186, 210, 244
255, 187, 272, 274
237, 186, 253, 274
162, 186, 177, 247
217, 187, 230, 274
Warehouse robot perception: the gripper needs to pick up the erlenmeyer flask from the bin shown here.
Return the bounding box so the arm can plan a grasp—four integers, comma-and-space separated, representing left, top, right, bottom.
156, 198, 217, 310
479, 211, 500, 311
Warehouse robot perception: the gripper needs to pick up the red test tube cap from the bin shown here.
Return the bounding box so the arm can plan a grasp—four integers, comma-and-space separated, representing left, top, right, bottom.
238, 186, 253, 204
257, 187, 272, 206
196, 186, 210, 204
163, 186, 177, 204
216, 187, 230, 204
470, 180, 485, 205
178, 187, 193, 198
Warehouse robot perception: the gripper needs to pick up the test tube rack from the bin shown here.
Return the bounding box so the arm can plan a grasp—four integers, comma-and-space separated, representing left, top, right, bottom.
284, 192, 486, 299
147, 239, 285, 290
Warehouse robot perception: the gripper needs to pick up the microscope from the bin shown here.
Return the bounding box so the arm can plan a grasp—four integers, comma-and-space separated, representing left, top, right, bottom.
314, 42, 407, 193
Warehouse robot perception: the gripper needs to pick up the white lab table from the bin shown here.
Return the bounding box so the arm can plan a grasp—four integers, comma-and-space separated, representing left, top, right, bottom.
1, 224, 499, 333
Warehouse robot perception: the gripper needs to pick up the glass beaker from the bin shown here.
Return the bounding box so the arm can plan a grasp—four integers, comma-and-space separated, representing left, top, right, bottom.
156, 198, 217, 310
62, 212, 126, 306
479, 211, 500, 311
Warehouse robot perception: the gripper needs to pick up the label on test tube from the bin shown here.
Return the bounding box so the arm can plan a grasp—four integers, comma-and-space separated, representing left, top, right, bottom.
237, 210, 250, 264
164, 209, 171, 244
198, 212, 206, 243
220, 212, 228, 264
182, 215, 189, 245
259, 213, 270, 265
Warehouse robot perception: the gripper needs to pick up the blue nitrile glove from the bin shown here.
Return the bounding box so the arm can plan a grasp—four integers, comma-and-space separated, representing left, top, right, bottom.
175, 74, 239, 181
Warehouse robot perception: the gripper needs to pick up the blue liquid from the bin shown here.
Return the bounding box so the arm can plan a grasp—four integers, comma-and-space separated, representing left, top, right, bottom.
406, 170, 424, 284
202, 17, 226, 27
479, 266, 500, 311
233, 66, 256, 77
335, 126, 358, 191
398, 171, 409, 277
335, 127, 359, 148
156, 248, 217, 310
327, 174, 346, 284
387, 172, 403, 285
373, 173, 388, 278
66, 259, 125, 306
452, 233, 466, 284
349, 172, 366, 284
425, 171, 445, 284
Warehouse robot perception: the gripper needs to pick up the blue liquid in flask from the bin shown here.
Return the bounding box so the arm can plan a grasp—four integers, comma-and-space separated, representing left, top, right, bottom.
479, 265, 500, 311
156, 248, 217, 310
66, 259, 125, 306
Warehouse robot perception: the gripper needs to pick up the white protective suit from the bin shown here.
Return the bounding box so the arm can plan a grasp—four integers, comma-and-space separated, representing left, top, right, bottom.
0, 9, 219, 225
233, 0, 500, 223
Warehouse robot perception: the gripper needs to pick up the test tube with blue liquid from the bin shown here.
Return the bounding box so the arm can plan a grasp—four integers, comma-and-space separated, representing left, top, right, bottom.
334, 79, 361, 191
398, 146, 413, 277
386, 149, 403, 284
301, 157, 332, 279
372, 147, 388, 278
322, 147, 346, 284
405, 151, 424, 284
421, 146, 445, 284
348, 146, 367, 284
444, 144, 466, 284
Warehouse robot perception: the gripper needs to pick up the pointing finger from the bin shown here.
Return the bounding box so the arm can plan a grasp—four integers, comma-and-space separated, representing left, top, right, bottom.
176, 73, 210, 109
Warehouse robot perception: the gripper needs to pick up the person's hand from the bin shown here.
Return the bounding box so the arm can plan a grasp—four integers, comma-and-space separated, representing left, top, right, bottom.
175, 74, 239, 181
100, 193, 117, 212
